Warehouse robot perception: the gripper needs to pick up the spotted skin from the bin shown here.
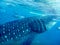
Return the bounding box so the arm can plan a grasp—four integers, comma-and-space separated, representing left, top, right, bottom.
0, 16, 53, 45
0, 18, 32, 45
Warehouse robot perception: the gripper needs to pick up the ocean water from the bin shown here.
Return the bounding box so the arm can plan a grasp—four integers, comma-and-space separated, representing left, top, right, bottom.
0, 0, 60, 45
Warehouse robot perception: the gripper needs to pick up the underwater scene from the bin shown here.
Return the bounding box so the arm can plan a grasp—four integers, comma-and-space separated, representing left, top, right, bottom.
0, 0, 60, 45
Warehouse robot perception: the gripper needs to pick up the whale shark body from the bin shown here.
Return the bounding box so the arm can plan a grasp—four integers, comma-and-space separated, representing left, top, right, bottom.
0, 16, 56, 45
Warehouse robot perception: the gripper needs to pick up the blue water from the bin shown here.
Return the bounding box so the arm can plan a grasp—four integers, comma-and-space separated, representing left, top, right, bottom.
31, 21, 60, 45
0, 0, 60, 45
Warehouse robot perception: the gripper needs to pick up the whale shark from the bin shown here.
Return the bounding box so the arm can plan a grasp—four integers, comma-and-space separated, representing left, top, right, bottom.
0, 15, 57, 45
